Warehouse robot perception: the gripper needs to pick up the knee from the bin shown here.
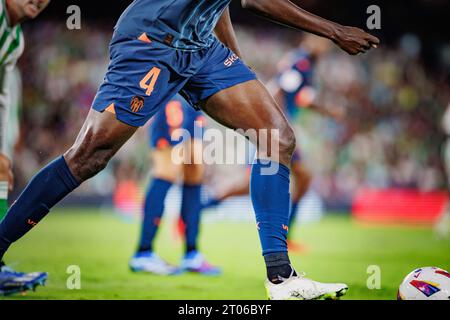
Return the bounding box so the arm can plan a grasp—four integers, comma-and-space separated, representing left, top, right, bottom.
279, 126, 297, 160
255, 124, 296, 164
64, 141, 114, 182
153, 163, 178, 183
183, 164, 204, 185
183, 140, 203, 184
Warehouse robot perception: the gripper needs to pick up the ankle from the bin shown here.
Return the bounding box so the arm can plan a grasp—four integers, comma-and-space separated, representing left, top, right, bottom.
186, 245, 197, 255
136, 248, 153, 256
264, 252, 296, 284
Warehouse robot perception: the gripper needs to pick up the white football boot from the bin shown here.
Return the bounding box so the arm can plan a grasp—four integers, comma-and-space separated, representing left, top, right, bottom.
265, 270, 348, 300
129, 253, 179, 275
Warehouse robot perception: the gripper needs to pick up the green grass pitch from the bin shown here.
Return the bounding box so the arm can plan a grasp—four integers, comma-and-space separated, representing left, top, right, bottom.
2, 208, 450, 300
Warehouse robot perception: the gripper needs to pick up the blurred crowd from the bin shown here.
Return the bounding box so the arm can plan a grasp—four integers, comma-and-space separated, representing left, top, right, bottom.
298, 34, 450, 203
11, 22, 450, 205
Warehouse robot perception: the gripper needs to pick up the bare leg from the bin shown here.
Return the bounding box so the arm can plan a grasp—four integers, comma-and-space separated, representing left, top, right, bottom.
152, 147, 180, 183
0, 154, 12, 188
218, 173, 250, 200
287, 161, 311, 250
201, 80, 295, 167
0, 110, 137, 259
182, 139, 204, 185
65, 110, 138, 182
291, 162, 312, 205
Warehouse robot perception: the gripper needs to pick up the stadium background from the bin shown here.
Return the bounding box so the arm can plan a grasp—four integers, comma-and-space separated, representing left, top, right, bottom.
4, 0, 450, 300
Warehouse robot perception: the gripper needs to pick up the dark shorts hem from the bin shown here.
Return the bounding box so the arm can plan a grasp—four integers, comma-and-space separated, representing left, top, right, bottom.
187, 75, 258, 109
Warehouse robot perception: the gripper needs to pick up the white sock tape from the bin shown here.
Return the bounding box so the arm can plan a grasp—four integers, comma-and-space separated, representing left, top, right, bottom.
0, 181, 8, 199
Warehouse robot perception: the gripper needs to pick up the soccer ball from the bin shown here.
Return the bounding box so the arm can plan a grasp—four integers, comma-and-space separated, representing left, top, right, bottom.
398, 267, 450, 300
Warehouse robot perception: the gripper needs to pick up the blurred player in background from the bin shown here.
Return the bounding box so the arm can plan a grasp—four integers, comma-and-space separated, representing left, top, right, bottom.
130, 95, 221, 276
271, 35, 344, 248
0, 0, 378, 300
0, 0, 50, 296
203, 35, 344, 252
0, 68, 20, 222
438, 102, 450, 237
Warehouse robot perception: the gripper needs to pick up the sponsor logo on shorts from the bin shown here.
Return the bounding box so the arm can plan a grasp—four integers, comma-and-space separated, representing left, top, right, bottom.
130, 96, 145, 113
224, 54, 239, 67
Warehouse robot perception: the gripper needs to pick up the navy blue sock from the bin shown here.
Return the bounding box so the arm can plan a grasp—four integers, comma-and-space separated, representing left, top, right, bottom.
137, 178, 172, 253
251, 160, 295, 282
251, 160, 291, 255
0, 156, 79, 260
180, 184, 202, 254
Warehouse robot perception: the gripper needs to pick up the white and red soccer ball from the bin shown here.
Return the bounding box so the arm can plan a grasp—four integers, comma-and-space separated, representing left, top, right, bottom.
398, 267, 450, 300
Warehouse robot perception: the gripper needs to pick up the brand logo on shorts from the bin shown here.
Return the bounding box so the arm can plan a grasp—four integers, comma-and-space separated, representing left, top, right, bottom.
224, 54, 239, 67
130, 96, 145, 113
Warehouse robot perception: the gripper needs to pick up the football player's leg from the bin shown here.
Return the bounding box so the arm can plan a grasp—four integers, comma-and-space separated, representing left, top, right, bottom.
435, 139, 450, 237
0, 110, 137, 261
136, 106, 180, 256
132, 97, 190, 275
287, 158, 311, 253
0, 155, 13, 264
0, 153, 12, 222
202, 81, 348, 300
137, 148, 177, 255
130, 147, 179, 275
201, 168, 250, 210
0, 103, 12, 222
178, 138, 221, 276
201, 80, 297, 283
0, 30, 189, 262
180, 138, 204, 255
185, 40, 346, 299
136, 96, 188, 256
175, 104, 205, 253
288, 160, 312, 232
1, 67, 23, 223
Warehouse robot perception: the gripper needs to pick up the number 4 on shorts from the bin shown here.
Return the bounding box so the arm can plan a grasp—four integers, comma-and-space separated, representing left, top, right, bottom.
140, 67, 161, 96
